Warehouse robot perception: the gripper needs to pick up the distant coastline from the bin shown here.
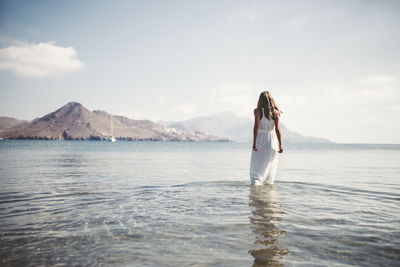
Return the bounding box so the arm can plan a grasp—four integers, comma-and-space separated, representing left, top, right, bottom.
0, 102, 227, 142
0, 101, 331, 143
0, 136, 231, 142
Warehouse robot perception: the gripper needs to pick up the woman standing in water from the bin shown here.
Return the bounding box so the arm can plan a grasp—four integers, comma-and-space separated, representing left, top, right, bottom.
250, 91, 283, 185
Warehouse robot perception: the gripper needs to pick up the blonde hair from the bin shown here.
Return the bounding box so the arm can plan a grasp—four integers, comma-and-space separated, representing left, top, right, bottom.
257, 91, 281, 120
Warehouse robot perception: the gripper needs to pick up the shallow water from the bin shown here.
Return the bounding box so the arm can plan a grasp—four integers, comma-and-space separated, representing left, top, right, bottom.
0, 141, 399, 266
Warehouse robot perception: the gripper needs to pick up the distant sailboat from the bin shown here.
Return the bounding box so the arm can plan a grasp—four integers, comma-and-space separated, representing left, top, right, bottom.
109, 114, 116, 142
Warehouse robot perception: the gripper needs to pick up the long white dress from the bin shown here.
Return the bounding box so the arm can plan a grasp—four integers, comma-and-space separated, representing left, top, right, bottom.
250, 108, 279, 185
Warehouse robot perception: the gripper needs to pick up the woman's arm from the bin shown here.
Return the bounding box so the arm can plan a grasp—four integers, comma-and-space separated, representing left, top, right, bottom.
274, 113, 283, 153
252, 109, 261, 151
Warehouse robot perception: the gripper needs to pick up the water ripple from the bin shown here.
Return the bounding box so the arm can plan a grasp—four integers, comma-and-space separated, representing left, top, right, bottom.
1, 141, 399, 266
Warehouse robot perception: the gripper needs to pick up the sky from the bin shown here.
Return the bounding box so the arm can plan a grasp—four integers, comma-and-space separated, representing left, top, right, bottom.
0, 0, 399, 143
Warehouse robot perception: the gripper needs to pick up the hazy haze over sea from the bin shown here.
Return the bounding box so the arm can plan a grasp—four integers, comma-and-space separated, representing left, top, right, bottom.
1, 141, 399, 266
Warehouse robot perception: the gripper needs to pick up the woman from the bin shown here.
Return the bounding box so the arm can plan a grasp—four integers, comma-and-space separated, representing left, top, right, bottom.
250, 91, 283, 185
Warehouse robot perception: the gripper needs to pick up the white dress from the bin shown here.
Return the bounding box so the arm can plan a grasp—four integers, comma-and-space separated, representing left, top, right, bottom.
250, 108, 279, 185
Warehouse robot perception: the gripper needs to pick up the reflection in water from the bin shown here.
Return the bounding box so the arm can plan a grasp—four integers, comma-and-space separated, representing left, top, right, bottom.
249, 185, 289, 266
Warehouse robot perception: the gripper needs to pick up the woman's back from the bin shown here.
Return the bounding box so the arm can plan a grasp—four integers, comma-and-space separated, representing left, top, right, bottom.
259, 108, 275, 132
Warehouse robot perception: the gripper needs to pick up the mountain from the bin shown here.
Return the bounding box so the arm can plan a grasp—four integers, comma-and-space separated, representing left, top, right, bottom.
0, 117, 28, 131
0, 102, 228, 141
159, 111, 332, 143
159, 111, 251, 142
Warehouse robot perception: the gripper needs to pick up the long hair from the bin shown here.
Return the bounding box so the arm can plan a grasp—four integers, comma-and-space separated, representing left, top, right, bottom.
257, 91, 281, 120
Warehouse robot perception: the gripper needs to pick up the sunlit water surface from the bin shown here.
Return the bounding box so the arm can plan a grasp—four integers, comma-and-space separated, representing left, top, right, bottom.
0, 141, 399, 266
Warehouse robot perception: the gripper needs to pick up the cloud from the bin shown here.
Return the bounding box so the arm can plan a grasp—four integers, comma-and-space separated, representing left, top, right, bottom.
276, 79, 400, 143
359, 74, 396, 83
0, 41, 84, 77
210, 83, 259, 116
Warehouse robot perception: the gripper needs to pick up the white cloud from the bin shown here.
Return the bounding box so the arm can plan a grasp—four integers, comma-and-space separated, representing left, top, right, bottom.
210, 83, 259, 116
359, 74, 396, 83
276, 80, 400, 143
0, 41, 84, 77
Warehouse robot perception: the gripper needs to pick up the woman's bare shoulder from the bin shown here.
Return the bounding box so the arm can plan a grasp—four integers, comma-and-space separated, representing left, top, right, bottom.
273, 110, 281, 123
273, 108, 281, 118
253, 108, 261, 116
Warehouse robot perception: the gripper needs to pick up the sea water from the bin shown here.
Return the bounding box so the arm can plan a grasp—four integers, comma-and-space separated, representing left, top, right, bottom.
0, 141, 399, 266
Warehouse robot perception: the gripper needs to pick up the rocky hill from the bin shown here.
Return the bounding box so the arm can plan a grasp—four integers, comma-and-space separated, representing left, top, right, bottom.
0, 102, 227, 141
0, 117, 28, 131
159, 111, 332, 143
